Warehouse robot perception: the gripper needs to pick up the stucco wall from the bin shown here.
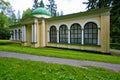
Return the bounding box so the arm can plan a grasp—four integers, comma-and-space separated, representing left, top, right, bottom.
46, 11, 110, 53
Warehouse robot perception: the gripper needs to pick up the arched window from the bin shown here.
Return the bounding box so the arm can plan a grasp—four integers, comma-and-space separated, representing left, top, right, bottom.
50, 26, 57, 43
84, 22, 98, 45
59, 25, 68, 43
70, 23, 82, 44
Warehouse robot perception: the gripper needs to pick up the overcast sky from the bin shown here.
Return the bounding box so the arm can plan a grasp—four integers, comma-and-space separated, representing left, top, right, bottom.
8, 0, 88, 16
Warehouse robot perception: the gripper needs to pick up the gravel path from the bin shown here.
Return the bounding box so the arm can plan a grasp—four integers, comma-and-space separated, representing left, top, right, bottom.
0, 52, 120, 72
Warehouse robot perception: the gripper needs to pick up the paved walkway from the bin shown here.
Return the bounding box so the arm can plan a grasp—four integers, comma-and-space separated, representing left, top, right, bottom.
110, 49, 120, 56
0, 52, 120, 72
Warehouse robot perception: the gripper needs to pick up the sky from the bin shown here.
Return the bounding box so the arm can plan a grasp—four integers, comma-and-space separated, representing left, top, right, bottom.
7, 0, 88, 16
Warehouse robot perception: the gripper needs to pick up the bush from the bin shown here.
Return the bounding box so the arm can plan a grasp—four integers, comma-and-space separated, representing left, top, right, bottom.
0, 27, 11, 40
110, 43, 120, 50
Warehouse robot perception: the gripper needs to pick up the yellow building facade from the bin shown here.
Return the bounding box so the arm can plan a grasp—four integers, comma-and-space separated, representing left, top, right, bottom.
10, 1, 110, 53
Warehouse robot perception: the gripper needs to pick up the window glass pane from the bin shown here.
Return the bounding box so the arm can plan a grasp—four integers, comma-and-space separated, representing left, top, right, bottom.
84, 22, 98, 45
59, 25, 68, 43
93, 39, 97, 44
85, 39, 88, 44
93, 29, 97, 33
50, 26, 57, 43
70, 23, 81, 44
93, 34, 97, 38
85, 30, 88, 33
89, 39, 92, 44
85, 34, 88, 38
89, 29, 92, 33
89, 34, 92, 38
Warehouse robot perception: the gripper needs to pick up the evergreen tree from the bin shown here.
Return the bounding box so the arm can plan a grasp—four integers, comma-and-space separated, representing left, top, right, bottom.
33, 0, 39, 10
110, 0, 120, 43
96, 0, 112, 9
83, 0, 97, 10
46, 0, 57, 16
83, 0, 112, 10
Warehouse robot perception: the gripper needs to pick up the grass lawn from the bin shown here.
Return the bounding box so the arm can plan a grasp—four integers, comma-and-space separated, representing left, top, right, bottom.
0, 57, 120, 80
0, 40, 120, 64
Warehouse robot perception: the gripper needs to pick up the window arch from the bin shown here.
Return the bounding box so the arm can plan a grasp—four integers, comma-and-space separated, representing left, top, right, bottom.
70, 23, 82, 44
59, 24, 68, 43
84, 22, 98, 45
50, 26, 57, 43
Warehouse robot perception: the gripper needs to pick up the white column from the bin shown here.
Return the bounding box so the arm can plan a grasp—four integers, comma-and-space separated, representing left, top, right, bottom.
81, 28, 84, 44
42, 19, 45, 46
22, 25, 26, 42
32, 24, 34, 42
34, 23, 37, 42
98, 28, 100, 45
32, 23, 37, 43
57, 30, 59, 43
21, 26, 24, 42
68, 30, 70, 44
24, 25, 26, 42
48, 31, 50, 42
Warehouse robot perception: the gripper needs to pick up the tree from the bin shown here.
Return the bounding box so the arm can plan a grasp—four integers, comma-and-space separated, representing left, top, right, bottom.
46, 0, 57, 16
0, 13, 8, 27
83, 0, 112, 10
110, 0, 120, 43
0, 27, 10, 39
22, 8, 32, 18
32, 0, 39, 10
83, 0, 97, 10
96, 0, 112, 9
8, 11, 16, 26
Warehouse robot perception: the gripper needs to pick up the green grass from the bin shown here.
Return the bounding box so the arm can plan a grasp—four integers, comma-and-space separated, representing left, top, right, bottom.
0, 57, 120, 80
0, 40, 120, 64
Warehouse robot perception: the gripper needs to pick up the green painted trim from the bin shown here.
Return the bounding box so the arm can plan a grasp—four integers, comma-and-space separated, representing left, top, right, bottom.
48, 42, 101, 47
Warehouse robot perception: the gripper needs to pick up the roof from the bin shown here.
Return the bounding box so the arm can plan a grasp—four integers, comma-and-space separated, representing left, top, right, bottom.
31, 7, 51, 16
47, 8, 111, 21
31, 0, 51, 17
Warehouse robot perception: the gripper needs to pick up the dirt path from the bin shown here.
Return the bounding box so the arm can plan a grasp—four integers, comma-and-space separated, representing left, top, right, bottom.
0, 51, 120, 72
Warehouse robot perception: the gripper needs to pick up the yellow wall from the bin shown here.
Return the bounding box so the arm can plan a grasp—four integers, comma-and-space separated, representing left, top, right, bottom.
46, 11, 110, 53
10, 9, 110, 53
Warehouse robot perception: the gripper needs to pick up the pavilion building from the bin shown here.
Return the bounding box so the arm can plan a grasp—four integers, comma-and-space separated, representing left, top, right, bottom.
10, 0, 110, 53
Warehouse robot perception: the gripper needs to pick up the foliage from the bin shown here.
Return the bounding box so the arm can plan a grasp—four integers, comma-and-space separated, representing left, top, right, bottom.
110, 43, 120, 50
32, 0, 39, 10
0, 0, 10, 14
83, 0, 112, 10
22, 8, 32, 18
0, 27, 10, 39
0, 0, 16, 26
8, 12, 16, 26
0, 58, 120, 80
110, 0, 120, 43
46, 0, 57, 16
0, 13, 8, 27
0, 40, 120, 64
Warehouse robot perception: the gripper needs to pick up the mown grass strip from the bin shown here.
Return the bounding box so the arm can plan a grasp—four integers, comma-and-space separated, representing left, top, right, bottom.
0, 40, 120, 64
0, 57, 120, 80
